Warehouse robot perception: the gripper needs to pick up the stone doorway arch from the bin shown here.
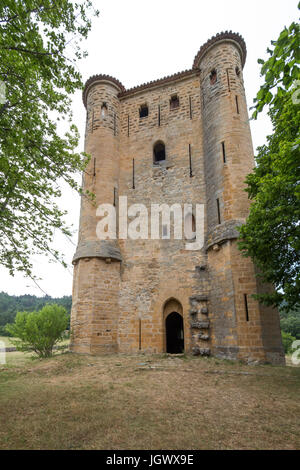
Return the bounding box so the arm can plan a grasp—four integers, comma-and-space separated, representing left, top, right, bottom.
163, 299, 184, 354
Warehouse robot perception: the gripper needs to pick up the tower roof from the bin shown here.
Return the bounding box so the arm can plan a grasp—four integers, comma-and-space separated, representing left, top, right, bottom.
82, 74, 125, 107
193, 31, 247, 69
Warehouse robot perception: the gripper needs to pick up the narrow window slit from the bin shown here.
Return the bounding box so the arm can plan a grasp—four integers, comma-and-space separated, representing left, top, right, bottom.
113, 187, 116, 206
189, 144, 193, 177
93, 157, 96, 176
222, 141, 226, 163
139, 318, 142, 350
127, 115, 130, 137
244, 294, 249, 322
235, 95, 240, 114
158, 105, 161, 127
189, 96, 192, 119
216, 198, 221, 225
132, 158, 135, 189
114, 112, 116, 135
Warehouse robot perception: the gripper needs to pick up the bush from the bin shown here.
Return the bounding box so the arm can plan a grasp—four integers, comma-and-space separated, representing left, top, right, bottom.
281, 331, 297, 355
6, 304, 69, 358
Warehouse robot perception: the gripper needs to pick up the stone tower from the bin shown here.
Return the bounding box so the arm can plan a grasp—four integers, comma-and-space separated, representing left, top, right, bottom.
70, 32, 285, 364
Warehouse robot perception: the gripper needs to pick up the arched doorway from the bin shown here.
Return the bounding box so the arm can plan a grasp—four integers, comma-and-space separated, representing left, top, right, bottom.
166, 312, 184, 354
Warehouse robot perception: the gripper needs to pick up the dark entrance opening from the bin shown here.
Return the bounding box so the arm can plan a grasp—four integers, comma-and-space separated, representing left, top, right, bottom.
166, 312, 184, 354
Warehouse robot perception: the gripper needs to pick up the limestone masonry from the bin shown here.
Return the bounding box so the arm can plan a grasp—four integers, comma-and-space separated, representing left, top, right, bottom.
70, 32, 285, 364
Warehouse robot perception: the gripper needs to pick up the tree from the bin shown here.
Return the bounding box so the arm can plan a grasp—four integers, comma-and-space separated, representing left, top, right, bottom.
6, 303, 69, 357
281, 331, 297, 355
0, 1, 98, 281
238, 3, 300, 310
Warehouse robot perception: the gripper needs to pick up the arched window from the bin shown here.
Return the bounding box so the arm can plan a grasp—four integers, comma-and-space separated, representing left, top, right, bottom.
153, 141, 166, 163
101, 102, 107, 118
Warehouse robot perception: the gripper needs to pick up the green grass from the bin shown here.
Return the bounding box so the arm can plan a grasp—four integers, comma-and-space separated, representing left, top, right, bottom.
0, 352, 299, 450
0, 337, 70, 367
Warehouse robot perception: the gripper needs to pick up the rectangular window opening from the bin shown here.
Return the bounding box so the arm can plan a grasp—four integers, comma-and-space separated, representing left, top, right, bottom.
139, 104, 148, 118
170, 94, 179, 110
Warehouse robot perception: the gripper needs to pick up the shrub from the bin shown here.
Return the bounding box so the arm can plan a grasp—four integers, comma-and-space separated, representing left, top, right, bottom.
281, 331, 297, 355
6, 304, 69, 358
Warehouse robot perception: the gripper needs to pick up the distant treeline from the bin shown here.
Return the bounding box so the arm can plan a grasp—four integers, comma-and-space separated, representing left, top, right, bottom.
0, 292, 72, 335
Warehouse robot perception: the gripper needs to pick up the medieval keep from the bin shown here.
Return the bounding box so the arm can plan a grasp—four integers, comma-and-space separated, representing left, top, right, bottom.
70, 32, 285, 364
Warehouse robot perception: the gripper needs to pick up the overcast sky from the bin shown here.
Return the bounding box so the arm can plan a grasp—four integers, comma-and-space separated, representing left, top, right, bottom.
0, 0, 298, 298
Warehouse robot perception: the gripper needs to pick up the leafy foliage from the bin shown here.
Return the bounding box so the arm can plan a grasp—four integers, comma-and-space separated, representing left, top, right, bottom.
281, 331, 297, 355
238, 4, 300, 309
6, 303, 69, 357
280, 304, 300, 339
0, 291, 71, 335
0, 1, 98, 279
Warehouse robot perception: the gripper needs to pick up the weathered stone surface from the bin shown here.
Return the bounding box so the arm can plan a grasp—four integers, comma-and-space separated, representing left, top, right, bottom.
189, 308, 198, 316
189, 295, 209, 304
192, 347, 211, 356
191, 321, 210, 330
198, 333, 210, 341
